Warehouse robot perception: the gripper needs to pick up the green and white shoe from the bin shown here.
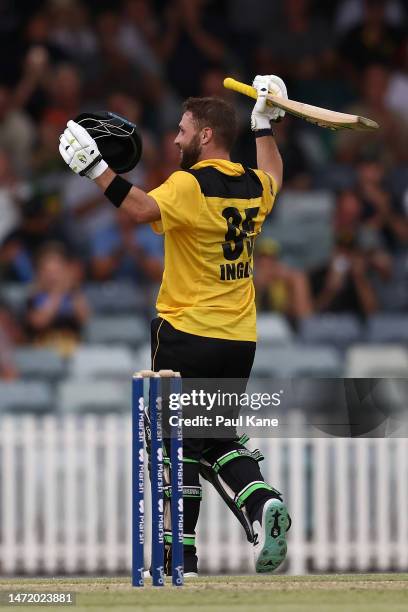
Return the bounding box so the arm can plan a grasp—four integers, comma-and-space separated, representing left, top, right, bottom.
252, 498, 290, 573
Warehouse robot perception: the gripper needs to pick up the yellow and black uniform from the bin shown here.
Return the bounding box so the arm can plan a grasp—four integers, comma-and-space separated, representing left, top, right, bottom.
147, 159, 282, 576
149, 159, 277, 343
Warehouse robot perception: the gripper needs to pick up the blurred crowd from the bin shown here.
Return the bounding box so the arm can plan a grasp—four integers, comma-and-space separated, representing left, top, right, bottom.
0, 0, 407, 378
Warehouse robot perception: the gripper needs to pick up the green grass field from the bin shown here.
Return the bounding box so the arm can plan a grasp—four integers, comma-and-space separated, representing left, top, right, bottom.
0, 574, 407, 612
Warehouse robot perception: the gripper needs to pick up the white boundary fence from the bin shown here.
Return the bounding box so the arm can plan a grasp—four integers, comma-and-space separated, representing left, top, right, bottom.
0, 415, 407, 575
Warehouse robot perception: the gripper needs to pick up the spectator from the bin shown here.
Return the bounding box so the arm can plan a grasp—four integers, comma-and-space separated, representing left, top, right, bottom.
199, 66, 250, 132
90, 208, 163, 283
334, 189, 361, 240
356, 157, 408, 249
13, 45, 53, 124
396, 188, 408, 246
386, 38, 408, 122
334, 64, 408, 168
0, 331, 17, 379
22, 113, 68, 252
254, 239, 313, 328
21, 11, 69, 65
12, 12, 69, 122
118, 0, 163, 78
225, 0, 282, 75
200, 66, 232, 99
270, 117, 313, 189
0, 85, 35, 177
0, 303, 22, 380
310, 237, 379, 318
338, 0, 406, 75
90, 11, 142, 101
25, 243, 90, 356
0, 149, 33, 282
61, 170, 117, 260
84, 9, 179, 131
256, 0, 333, 80
335, 185, 394, 276
158, 0, 227, 98
144, 129, 180, 191
334, 0, 406, 36
0, 232, 34, 283
44, 63, 82, 125
48, 1, 99, 74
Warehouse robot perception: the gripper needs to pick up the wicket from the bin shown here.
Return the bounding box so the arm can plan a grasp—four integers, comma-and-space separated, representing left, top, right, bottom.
132, 369, 184, 587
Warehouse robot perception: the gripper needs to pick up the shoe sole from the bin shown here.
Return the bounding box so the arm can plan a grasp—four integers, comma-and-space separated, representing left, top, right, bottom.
255, 499, 289, 573
143, 570, 198, 579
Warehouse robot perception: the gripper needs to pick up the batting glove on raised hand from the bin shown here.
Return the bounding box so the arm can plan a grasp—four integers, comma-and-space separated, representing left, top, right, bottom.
59, 120, 108, 180
251, 74, 288, 131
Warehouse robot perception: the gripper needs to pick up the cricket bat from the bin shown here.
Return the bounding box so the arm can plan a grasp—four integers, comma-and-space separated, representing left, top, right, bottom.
224, 77, 379, 131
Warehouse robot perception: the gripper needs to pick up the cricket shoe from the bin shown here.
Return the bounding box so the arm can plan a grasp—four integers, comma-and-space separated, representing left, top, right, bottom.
144, 549, 198, 579
252, 498, 290, 573
143, 569, 198, 579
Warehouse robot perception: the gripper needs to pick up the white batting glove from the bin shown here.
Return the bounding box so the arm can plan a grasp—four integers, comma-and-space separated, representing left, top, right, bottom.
59, 120, 108, 180
251, 74, 288, 130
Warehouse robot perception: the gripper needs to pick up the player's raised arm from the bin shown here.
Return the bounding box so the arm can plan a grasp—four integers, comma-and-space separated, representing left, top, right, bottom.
59, 120, 161, 224
251, 75, 285, 191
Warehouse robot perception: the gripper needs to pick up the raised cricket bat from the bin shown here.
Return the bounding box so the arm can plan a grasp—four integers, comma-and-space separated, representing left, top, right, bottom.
224, 77, 379, 131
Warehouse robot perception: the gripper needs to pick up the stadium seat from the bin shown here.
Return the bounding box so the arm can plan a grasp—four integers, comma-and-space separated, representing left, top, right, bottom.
15, 347, 66, 380
84, 281, 147, 314
70, 345, 134, 379
373, 277, 408, 312
366, 315, 408, 343
252, 344, 342, 377
262, 193, 334, 269
345, 345, 408, 377
0, 381, 53, 413
300, 222, 334, 269
57, 379, 129, 412
312, 162, 356, 191
299, 314, 362, 349
372, 255, 408, 312
262, 221, 333, 269
133, 343, 152, 372
256, 314, 293, 344
273, 191, 335, 223
84, 315, 149, 347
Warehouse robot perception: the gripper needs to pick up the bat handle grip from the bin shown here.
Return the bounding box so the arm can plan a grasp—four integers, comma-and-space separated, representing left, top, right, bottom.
223, 77, 257, 101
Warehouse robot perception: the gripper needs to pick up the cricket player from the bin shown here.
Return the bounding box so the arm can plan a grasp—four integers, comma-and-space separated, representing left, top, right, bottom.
59, 75, 291, 576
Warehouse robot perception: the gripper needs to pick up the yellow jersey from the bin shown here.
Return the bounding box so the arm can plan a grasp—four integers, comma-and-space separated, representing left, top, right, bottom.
149, 159, 277, 341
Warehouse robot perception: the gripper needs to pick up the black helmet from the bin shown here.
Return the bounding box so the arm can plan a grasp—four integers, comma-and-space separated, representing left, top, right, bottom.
74, 111, 143, 174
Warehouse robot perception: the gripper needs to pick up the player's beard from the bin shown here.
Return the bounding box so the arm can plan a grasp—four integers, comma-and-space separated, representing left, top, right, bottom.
179, 133, 202, 169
